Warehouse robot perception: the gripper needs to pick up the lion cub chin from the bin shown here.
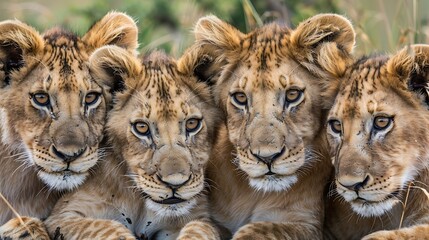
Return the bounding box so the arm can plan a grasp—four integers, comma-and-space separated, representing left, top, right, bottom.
44, 47, 221, 240
192, 13, 355, 239
324, 45, 429, 240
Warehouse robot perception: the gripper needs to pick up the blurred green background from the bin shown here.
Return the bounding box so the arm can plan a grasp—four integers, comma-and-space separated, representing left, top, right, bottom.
0, 0, 427, 57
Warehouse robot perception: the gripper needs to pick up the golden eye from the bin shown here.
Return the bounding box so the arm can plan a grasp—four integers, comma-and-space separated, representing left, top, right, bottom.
32, 92, 50, 106
85, 92, 100, 105
232, 92, 247, 106
329, 120, 342, 134
133, 122, 150, 136
186, 118, 202, 132
373, 116, 392, 130
286, 89, 302, 103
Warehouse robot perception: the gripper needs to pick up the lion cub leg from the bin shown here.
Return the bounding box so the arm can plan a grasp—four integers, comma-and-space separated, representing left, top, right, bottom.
233, 222, 320, 240
177, 218, 220, 240
0, 217, 50, 240
46, 216, 135, 240
362, 224, 429, 240
44, 190, 136, 240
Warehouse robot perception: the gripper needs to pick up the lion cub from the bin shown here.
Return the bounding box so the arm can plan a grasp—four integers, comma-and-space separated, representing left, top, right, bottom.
324, 45, 429, 239
0, 12, 138, 239
44, 46, 221, 240
193, 14, 355, 239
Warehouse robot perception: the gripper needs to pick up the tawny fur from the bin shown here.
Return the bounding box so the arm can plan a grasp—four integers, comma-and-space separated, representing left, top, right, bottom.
0, 12, 138, 239
324, 45, 429, 240
44, 47, 221, 240
193, 14, 355, 239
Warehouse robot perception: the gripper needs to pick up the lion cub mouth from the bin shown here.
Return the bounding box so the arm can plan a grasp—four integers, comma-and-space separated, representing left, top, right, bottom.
153, 197, 187, 205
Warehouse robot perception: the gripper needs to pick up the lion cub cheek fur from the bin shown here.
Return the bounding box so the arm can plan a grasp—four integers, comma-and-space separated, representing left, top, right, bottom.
193, 14, 355, 239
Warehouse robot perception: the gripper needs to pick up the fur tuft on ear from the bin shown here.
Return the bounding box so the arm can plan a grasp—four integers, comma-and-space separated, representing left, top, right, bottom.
89, 45, 141, 94
83, 11, 139, 54
290, 13, 355, 78
388, 44, 429, 96
0, 20, 44, 86
194, 15, 244, 56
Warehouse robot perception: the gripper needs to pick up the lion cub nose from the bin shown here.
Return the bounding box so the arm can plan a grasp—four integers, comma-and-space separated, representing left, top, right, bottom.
52, 145, 86, 163
158, 158, 191, 189
158, 173, 190, 189
338, 175, 371, 192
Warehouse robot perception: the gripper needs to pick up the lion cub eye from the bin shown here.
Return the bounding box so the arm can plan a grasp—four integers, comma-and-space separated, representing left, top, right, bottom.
186, 118, 202, 133
85, 92, 101, 106
32, 92, 50, 106
328, 119, 342, 134
285, 89, 302, 103
373, 116, 393, 130
133, 122, 150, 136
231, 92, 248, 106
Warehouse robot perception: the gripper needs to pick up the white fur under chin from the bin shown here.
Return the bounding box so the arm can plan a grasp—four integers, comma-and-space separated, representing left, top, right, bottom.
350, 198, 398, 217
249, 175, 298, 192
146, 198, 197, 219
38, 171, 88, 191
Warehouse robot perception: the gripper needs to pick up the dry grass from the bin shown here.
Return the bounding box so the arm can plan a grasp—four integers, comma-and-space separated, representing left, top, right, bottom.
0, 192, 35, 239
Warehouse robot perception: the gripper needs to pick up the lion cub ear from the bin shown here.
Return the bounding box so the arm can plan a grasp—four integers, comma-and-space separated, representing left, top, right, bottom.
194, 15, 244, 56
89, 45, 141, 95
387, 44, 429, 98
83, 11, 138, 54
0, 20, 44, 86
290, 13, 355, 78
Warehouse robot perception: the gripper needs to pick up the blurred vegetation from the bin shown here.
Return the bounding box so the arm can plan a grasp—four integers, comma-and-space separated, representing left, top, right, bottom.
0, 0, 428, 57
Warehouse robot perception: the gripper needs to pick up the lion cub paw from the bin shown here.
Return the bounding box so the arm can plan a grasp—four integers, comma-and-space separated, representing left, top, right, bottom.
0, 217, 50, 240
362, 230, 403, 240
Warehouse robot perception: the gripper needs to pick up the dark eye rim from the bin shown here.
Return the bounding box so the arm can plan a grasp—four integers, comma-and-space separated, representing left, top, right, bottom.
132, 121, 151, 136
373, 115, 394, 131
328, 119, 342, 134
186, 117, 203, 133
285, 88, 304, 103
85, 92, 101, 105
31, 92, 50, 107
230, 91, 248, 106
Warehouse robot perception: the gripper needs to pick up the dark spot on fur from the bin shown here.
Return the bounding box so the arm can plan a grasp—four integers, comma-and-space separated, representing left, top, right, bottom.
53, 227, 65, 240
146, 221, 152, 227
126, 217, 132, 224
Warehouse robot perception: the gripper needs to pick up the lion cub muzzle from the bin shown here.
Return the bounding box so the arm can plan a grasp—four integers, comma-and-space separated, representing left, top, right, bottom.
247, 118, 286, 164
156, 145, 192, 192
49, 118, 90, 162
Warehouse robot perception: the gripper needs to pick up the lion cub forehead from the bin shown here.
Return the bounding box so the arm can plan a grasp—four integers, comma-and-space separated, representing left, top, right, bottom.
240, 24, 291, 72
37, 28, 94, 92
331, 56, 394, 118
133, 52, 196, 120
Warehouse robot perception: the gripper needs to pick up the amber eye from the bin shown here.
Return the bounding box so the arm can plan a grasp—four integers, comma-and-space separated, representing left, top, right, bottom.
373, 116, 393, 130
85, 92, 100, 105
231, 92, 248, 106
285, 89, 302, 103
186, 118, 202, 133
32, 92, 50, 106
133, 122, 150, 136
328, 120, 342, 134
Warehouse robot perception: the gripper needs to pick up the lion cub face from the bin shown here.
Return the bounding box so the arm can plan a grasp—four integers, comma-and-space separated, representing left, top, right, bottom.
327, 45, 429, 217
194, 14, 355, 192
90, 47, 218, 218
0, 12, 138, 190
